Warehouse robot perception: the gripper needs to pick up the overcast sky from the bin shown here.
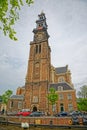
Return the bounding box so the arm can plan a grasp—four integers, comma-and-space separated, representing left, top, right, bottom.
0, 0, 87, 95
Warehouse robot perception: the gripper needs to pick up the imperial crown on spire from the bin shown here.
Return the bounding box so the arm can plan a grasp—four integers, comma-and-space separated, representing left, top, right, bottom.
33, 12, 48, 32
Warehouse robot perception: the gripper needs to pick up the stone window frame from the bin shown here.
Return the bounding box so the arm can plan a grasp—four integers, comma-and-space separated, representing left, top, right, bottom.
58, 76, 65, 83
35, 44, 41, 54
58, 86, 63, 91
33, 96, 38, 103
10, 101, 14, 108
59, 93, 64, 100
68, 103, 73, 111
67, 93, 72, 100
18, 101, 22, 109
36, 45, 38, 53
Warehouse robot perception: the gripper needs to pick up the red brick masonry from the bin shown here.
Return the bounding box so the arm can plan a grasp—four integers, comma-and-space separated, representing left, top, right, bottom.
6, 116, 83, 126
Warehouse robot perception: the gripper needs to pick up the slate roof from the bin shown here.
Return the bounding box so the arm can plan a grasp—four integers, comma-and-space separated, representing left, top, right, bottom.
49, 82, 73, 91
10, 95, 24, 100
55, 66, 67, 74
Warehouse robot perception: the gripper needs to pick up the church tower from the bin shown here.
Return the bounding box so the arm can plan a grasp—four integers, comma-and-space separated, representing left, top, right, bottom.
24, 12, 51, 112
7, 12, 77, 113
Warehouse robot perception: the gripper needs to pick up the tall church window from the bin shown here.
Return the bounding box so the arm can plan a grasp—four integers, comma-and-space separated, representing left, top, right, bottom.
36, 45, 38, 53
36, 45, 41, 54
39, 45, 41, 53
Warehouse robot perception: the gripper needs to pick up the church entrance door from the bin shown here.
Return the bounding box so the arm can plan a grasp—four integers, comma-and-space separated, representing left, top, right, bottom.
33, 106, 37, 112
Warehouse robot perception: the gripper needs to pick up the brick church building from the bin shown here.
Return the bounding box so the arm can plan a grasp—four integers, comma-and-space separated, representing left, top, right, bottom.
7, 12, 77, 114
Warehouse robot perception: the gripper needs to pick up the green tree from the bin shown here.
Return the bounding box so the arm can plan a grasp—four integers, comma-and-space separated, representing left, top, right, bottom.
77, 85, 87, 98
47, 87, 58, 114
0, 0, 34, 40
77, 98, 87, 111
0, 95, 2, 102
1, 90, 13, 104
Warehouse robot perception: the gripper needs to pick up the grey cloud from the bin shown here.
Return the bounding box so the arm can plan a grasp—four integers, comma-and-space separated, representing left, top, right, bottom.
0, 0, 87, 94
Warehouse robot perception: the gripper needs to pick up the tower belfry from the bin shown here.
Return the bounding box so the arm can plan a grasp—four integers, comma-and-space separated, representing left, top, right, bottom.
33, 12, 49, 43
25, 12, 51, 111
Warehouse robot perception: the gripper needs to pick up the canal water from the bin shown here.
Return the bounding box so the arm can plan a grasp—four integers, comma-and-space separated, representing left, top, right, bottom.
0, 125, 87, 130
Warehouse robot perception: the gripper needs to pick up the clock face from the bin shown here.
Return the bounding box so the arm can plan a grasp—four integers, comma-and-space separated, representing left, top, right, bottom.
35, 33, 43, 42
38, 33, 43, 40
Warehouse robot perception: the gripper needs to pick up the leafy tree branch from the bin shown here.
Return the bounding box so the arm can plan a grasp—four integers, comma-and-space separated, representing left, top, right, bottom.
77, 98, 87, 111
0, 0, 34, 41
0, 90, 13, 104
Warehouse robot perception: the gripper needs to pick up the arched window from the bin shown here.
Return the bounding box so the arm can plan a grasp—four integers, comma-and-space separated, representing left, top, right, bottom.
36, 45, 41, 54
39, 45, 41, 53
36, 45, 38, 53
